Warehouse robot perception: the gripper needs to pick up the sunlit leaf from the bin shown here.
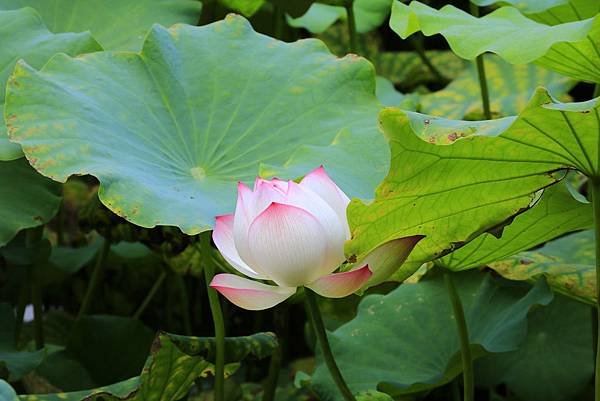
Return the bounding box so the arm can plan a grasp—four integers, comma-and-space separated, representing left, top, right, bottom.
421, 55, 574, 119
0, 159, 61, 247
476, 295, 593, 401
0, 0, 202, 50
0, 8, 100, 161
347, 88, 600, 282
5, 15, 386, 234
439, 182, 592, 272
311, 271, 553, 399
471, 0, 599, 24
389, 1, 600, 82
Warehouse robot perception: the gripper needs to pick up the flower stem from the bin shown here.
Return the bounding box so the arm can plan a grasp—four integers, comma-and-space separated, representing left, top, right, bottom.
409, 34, 449, 85
25, 226, 45, 350
262, 337, 282, 401
469, 4, 492, 120
133, 270, 167, 320
444, 273, 474, 401
304, 288, 356, 401
591, 178, 600, 401
77, 235, 111, 320
344, 0, 358, 54
201, 235, 225, 401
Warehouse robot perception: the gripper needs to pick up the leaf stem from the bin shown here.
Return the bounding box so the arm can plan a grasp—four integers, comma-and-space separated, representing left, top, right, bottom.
469, 4, 492, 120
591, 178, 600, 401
444, 273, 474, 401
175, 274, 193, 335
594, 84, 600, 99
409, 34, 449, 85
344, 0, 358, 54
77, 235, 111, 320
304, 288, 356, 401
202, 234, 225, 401
26, 226, 45, 350
262, 337, 282, 401
273, 4, 284, 40
133, 270, 167, 320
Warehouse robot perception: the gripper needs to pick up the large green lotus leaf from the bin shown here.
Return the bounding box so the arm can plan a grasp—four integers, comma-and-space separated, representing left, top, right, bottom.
5, 15, 385, 234
18, 332, 277, 401
0, 303, 45, 382
0, 8, 100, 161
287, 0, 393, 34
489, 229, 595, 305
347, 88, 600, 281
439, 182, 592, 271
421, 55, 574, 119
476, 295, 593, 401
0, 159, 61, 247
389, 1, 600, 83
0, 0, 202, 51
311, 271, 553, 399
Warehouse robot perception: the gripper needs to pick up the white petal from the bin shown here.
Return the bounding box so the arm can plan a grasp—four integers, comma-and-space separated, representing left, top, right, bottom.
247, 202, 329, 287
299, 166, 351, 235
283, 181, 347, 275
210, 274, 296, 310
213, 214, 267, 279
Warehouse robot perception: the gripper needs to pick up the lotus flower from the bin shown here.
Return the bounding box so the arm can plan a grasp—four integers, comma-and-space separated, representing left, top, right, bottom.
210, 166, 423, 310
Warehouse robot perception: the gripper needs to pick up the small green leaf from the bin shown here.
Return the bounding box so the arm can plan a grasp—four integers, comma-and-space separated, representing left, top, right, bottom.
287, 0, 392, 34
218, 0, 265, 17
311, 271, 553, 399
0, 159, 62, 246
0, 0, 202, 50
489, 229, 596, 305
5, 15, 385, 234
389, 1, 600, 82
476, 295, 593, 401
439, 182, 592, 272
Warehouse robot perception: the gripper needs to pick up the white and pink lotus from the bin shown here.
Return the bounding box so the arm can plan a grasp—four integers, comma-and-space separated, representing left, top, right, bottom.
210, 166, 422, 310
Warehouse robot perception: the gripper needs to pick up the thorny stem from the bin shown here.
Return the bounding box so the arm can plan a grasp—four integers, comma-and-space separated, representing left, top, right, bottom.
202, 234, 226, 401
344, 0, 358, 54
445, 273, 474, 401
591, 179, 600, 401
304, 288, 356, 401
133, 270, 167, 320
469, 3, 492, 120
77, 235, 111, 320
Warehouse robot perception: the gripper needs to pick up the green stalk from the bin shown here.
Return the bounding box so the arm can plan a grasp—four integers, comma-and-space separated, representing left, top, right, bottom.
304, 288, 356, 401
30, 264, 44, 349
262, 339, 282, 401
14, 281, 29, 346
592, 179, 600, 401
594, 84, 600, 99
25, 226, 45, 349
344, 0, 358, 54
77, 236, 111, 320
409, 35, 449, 85
469, 4, 492, 120
201, 235, 225, 401
175, 275, 193, 335
444, 273, 474, 401
273, 4, 284, 40
133, 270, 167, 320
